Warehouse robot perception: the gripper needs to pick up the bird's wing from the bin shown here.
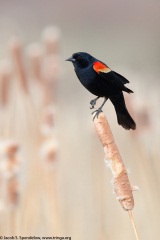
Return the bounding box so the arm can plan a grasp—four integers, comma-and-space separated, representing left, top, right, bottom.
93, 61, 132, 93
112, 71, 129, 84
93, 61, 111, 74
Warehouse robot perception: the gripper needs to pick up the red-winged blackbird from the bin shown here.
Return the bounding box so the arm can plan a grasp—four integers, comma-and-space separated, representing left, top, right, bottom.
66, 52, 136, 130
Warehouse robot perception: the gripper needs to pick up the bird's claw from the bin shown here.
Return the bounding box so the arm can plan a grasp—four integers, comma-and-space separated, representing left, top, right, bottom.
90, 99, 97, 109
92, 108, 103, 120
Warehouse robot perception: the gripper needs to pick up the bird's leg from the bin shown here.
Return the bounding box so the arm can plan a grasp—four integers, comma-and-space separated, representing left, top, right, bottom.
92, 97, 108, 120
90, 96, 100, 109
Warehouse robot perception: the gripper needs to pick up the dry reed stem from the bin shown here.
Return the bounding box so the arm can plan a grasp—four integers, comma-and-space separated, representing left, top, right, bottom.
40, 105, 55, 136
93, 112, 134, 211
9, 37, 28, 93
128, 210, 140, 240
39, 131, 59, 232
41, 56, 59, 106
27, 43, 43, 84
41, 27, 60, 106
0, 62, 10, 107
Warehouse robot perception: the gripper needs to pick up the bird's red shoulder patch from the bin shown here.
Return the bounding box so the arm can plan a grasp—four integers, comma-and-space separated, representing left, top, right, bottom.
93, 61, 111, 74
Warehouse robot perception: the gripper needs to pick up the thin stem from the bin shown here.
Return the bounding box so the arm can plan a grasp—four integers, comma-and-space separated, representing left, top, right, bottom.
128, 210, 140, 240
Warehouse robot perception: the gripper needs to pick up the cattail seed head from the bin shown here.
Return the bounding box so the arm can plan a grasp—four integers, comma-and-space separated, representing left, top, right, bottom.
42, 26, 61, 55
40, 138, 58, 163
9, 37, 28, 93
94, 112, 135, 211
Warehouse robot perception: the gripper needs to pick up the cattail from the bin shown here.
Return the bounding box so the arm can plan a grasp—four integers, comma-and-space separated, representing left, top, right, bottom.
9, 37, 28, 93
42, 26, 61, 55
0, 61, 11, 107
42, 55, 59, 84
0, 140, 21, 208
41, 26, 61, 106
0, 140, 21, 236
26, 43, 45, 109
27, 43, 43, 84
39, 136, 59, 233
40, 105, 55, 136
40, 54, 59, 107
40, 138, 58, 165
93, 112, 134, 211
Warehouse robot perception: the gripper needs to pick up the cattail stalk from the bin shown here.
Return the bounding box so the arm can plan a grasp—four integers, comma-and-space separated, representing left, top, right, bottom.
41, 26, 61, 106
94, 112, 140, 239
27, 43, 43, 85
9, 37, 28, 93
93, 112, 134, 210
38, 83, 59, 234
128, 210, 139, 240
0, 63, 10, 107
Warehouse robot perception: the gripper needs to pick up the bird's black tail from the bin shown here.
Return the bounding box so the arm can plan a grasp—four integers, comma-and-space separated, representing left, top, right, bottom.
109, 92, 136, 130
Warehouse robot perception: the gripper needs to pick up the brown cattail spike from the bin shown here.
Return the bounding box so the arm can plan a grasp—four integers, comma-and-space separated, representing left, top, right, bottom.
0, 61, 10, 107
27, 43, 43, 82
40, 138, 58, 164
42, 26, 61, 55
0, 140, 21, 208
93, 112, 134, 211
9, 37, 28, 93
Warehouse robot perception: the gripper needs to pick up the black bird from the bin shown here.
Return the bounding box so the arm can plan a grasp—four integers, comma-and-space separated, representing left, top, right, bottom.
66, 52, 136, 130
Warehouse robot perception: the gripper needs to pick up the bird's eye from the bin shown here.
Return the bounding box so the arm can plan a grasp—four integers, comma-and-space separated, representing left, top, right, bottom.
74, 55, 81, 61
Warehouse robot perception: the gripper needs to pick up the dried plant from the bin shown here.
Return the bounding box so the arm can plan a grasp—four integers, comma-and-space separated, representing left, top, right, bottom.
0, 62, 11, 108
0, 26, 61, 236
93, 112, 139, 239
94, 112, 134, 210
42, 26, 61, 55
0, 140, 21, 208
9, 37, 28, 94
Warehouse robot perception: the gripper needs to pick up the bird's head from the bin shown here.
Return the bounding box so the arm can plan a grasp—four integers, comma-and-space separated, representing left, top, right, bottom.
66, 52, 95, 69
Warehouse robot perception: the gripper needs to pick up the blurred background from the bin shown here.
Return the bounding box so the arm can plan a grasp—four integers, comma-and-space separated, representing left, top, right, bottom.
0, 0, 160, 239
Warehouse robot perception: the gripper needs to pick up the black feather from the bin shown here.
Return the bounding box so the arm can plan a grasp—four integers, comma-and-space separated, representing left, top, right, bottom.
112, 71, 129, 84
109, 92, 136, 130
66, 52, 136, 130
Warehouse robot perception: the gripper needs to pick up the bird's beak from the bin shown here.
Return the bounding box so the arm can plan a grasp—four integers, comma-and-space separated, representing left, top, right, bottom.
65, 57, 75, 62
